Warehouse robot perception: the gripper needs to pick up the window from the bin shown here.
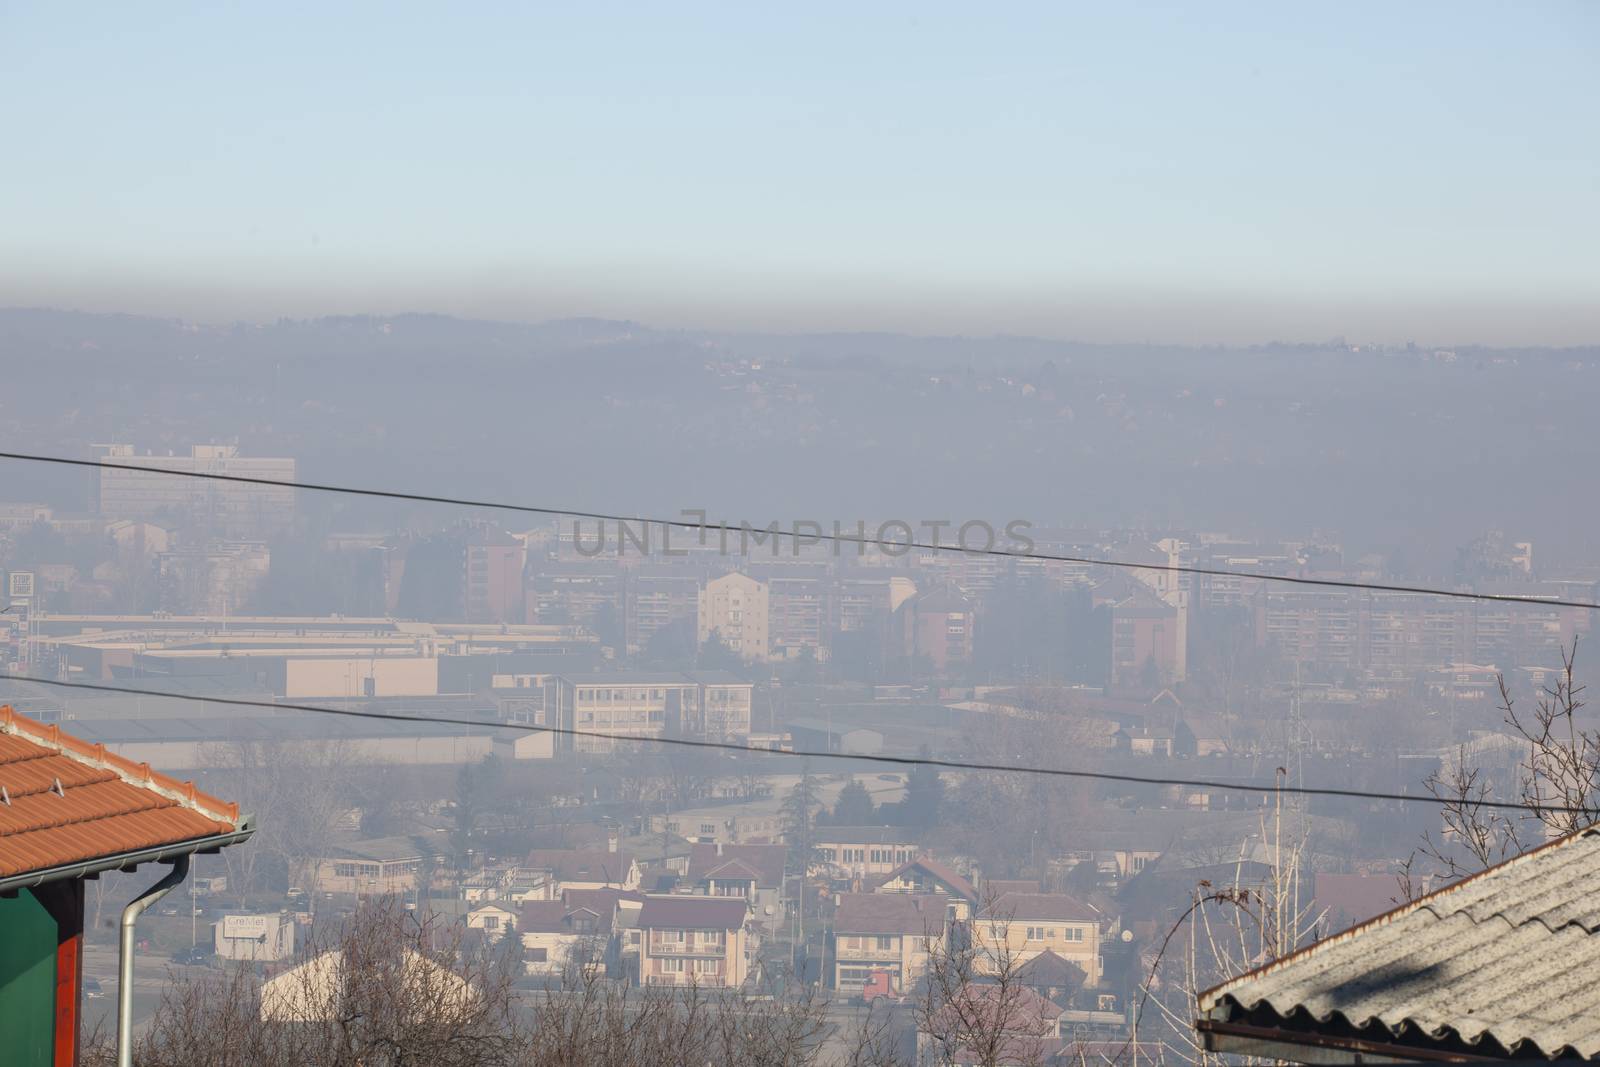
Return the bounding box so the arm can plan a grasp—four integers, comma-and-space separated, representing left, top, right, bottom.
482, 915, 500, 930
333, 862, 380, 879
693, 958, 720, 974
1026, 926, 1045, 941
660, 958, 685, 973
1064, 927, 1085, 942
528, 947, 548, 962
876, 936, 894, 951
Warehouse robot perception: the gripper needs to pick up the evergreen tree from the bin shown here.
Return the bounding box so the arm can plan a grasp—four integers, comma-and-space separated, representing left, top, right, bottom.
780, 766, 820, 875
827, 779, 877, 826
902, 749, 944, 829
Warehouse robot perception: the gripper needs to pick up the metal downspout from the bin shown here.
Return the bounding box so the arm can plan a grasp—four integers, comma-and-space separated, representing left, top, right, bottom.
118, 855, 190, 1067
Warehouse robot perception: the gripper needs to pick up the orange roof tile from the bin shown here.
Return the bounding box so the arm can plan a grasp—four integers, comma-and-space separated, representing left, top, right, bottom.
0, 706, 243, 878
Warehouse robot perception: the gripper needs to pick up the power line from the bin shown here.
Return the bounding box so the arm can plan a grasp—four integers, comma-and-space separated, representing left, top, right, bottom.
4, 673, 1585, 816
1, 449, 1593, 611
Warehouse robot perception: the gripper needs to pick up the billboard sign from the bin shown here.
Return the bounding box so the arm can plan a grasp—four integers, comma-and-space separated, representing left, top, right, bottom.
223, 914, 271, 939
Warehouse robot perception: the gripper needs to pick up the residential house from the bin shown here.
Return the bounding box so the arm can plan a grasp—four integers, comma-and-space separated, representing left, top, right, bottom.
0, 706, 253, 1067
660, 798, 784, 845
518, 900, 612, 978
831, 893, 947, 995
686, 842, 788, 930
982, 879, 1041, 898
314, 836, 440, 896
460, 866, 516, 904
1015, 949, 1088, 1009
874, 856, 980, 921
637, 896, 750, 988
259, 948, 471, 1023
918, 983, 1064, 1067
564, 887, 646, 973
1197, 824, 1600, 1063
518, 848, 640, 899
814, 827, 921, 879
973, 893, 1103, 985
466, 903, 517, 943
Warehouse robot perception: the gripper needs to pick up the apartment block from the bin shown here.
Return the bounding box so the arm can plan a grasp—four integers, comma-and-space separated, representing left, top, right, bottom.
697, 571, 770, 660
96, 444, 296, 537
557, 671, 754, 752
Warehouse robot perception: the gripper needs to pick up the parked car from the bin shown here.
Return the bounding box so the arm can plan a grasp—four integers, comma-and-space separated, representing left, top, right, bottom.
170, 946, 211, 966
83, 977, 105, 998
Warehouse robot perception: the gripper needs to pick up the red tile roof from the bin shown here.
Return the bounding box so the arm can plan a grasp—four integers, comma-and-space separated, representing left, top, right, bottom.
877, 856, 979, 902
688, 843, 786, 889
523, 848, 636, 884
0, 706, 242, 879
836, 892, 947, 935
981, 892, 1100, 923
637, 895, 748, 930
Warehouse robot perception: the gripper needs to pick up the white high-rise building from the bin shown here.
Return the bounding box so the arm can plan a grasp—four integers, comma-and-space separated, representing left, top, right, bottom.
95, 444, 296, 537
697, 572, 770, 661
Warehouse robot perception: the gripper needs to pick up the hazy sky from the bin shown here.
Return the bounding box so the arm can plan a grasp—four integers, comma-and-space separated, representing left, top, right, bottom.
3, 2, 1596, 343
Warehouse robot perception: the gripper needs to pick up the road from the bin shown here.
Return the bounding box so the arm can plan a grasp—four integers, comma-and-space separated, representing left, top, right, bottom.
80, 943, 215, 1040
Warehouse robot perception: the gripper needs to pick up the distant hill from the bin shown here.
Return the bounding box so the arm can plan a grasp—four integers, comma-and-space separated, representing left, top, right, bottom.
2, 306, 1597, 563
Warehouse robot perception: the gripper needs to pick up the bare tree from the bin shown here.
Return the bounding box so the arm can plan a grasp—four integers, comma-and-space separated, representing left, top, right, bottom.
93, 905, 914, 1067
917, 898, 1056, 1067
201, 738, 367, 909
1503, 639, 1599, 835
1403, 640, 1598, 897
1136, 783, 1324, 1065
1402, 746, 1519, 891
85, 898, 526, 1067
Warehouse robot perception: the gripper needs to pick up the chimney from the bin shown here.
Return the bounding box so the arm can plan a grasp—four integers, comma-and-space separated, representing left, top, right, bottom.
607, 829, 619, 854
715, 841, 723, 857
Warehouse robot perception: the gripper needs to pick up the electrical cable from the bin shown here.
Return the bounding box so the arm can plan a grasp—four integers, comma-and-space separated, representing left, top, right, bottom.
0, 449, 1594, 610
4, 673, 1587, 816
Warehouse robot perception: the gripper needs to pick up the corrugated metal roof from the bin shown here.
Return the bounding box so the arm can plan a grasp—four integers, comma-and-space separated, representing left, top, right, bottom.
0, 705, 242, 878
1199, 825, 1600, 1060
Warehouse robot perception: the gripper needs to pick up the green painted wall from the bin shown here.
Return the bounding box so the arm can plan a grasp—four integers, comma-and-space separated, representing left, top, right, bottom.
0, 889, 57, 1067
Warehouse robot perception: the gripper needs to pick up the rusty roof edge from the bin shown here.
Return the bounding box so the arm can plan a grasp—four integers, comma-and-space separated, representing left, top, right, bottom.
0, 817, 256, 895
1205, 997, 1582, 1062
0, 704, 242, 827
1196, 823, 1600, 1012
